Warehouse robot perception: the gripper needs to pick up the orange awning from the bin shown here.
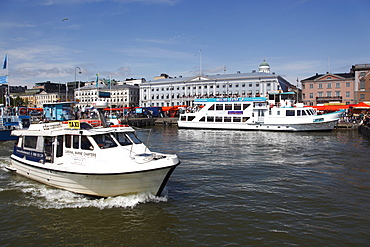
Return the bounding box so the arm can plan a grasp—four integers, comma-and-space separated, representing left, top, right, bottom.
312, 105, 349, 111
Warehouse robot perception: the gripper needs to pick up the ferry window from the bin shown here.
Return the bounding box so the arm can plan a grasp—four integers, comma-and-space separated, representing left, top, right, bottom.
44, 137, 53, 156
200, 117, 205, 122
243, 104, 250, 110
24, 136, 37, 149
242, 117, 250, 122
234, 104, 241, 110
209, 104, 215, 110
56, 136, 63, 157
112, 132, 132, 146
65, 135, 71, 148
225, 104, 232, 110
216, 104, 223, 110
207, 116, 214, 122
92, 134, 118, 149
215, 116, 223, 122
233, 117, 241, 122
297, 110, 301, 116
126, 132, 142, 144
188, 116, 196, 121
81, 136, 93, 150
302, 110, 307, 116
224, 117, 232, 122
73, 135, 79, 149
286, 110, 295, 116
180, 116, 186, 121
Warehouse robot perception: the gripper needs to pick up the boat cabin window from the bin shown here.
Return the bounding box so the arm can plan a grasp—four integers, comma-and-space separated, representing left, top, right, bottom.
24, 136, 37, 149
92, 134, 118, 149
234, 104, 241, 110
56, 136, 63, 157
242, 117, 249, 122
225, 104, 232, 110
243, 104, 250, 110
215, 116, 223, 122
180, 116, 186, 121
286, 110, 295, 116
81, 136, 93, 150
216, 104, 223, 111
207, 116, 214, 122
187, 116, 196, 121
200, 117, 205, 122
126, 132, 142, 144
209, 104, 215, 111
233, 117, 241, 122
224, 117, 232, 122
302, 110, 307, 116
65, 135, 72, 148
112, 132, 132, 146
73, 135, 79, 149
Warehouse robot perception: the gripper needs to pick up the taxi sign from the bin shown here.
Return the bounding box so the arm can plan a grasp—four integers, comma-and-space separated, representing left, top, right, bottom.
68, 120, 80, 129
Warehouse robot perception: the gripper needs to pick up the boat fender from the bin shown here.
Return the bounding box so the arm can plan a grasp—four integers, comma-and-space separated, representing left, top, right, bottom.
110, 124, 129, 127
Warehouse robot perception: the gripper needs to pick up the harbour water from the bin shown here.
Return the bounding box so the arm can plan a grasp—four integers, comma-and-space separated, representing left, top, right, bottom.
0, 126, 369, 246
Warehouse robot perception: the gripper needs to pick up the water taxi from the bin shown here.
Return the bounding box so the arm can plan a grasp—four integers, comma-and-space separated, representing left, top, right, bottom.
0, 106, 30, 141
178, 91, 344, 131
6, 103, 180, 197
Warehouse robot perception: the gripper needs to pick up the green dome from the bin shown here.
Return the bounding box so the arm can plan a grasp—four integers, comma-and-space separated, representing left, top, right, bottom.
260, 60, 269, 67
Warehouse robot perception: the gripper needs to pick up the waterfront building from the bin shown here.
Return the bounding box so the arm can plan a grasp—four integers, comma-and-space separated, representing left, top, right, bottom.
301, 71, 355, 106
139, 61, 294, 107
75, 82, 139, 108
352, 64, 370, 103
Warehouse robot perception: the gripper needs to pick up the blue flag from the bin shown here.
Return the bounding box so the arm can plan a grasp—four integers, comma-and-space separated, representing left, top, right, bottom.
3, 54, 7, 70
0, 76, 8, 84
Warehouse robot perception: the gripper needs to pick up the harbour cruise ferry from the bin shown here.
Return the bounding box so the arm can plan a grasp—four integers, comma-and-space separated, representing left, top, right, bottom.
178, 91, 344, 131
6, 102, 180, 197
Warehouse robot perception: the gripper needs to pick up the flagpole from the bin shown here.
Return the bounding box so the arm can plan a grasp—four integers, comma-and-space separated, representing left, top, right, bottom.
109, 73, 112, 116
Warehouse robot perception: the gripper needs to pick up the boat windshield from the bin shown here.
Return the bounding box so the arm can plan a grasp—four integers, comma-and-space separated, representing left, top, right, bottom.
126, 132, 142, 144
92, 134, 118, 149
112, 132, 132, 146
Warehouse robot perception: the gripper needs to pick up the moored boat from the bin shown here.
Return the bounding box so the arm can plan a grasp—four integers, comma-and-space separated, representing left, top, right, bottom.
178, 91, 344, 131
6, 103, 180, 197
0, 106, 30, 141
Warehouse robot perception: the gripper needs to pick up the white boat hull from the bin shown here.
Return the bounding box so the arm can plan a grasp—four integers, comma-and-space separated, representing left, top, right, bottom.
178, 119, 338, 131
9, 155, 178, 197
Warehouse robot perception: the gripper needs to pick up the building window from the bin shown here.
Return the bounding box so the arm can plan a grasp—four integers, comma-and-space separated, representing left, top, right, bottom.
310, 84, 314, 89
346, 82, 350, 87
336, 83, 340, 88
309, 93, 313, 99
346, 91, 350, 98
360, 94, 365, 99
327, 83, 332, 89
327, 91, 332, 97
318, 92, 323, 97
335, 91, 340, 96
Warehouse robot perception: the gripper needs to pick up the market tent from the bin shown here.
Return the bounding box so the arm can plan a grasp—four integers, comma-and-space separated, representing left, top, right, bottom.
311, 105, 349, 111
353, 102, 370, 109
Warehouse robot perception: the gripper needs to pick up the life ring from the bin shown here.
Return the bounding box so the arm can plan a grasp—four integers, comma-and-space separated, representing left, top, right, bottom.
19, 108, 27, 115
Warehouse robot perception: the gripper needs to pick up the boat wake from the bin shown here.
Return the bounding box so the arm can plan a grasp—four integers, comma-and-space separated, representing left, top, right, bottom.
2, 179, 168, 209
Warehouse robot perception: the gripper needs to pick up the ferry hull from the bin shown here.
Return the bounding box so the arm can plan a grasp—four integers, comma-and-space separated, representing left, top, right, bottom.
178, 120, 338, 131
9, 155, 179, 197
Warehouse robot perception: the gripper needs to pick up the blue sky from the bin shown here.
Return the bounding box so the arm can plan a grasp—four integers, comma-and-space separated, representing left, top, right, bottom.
1, 0, 369, 87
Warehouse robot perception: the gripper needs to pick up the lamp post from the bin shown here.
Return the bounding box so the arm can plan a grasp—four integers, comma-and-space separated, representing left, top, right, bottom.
75, 67, 82, 103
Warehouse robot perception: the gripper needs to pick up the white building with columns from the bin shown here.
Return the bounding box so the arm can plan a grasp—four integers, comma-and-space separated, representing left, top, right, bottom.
139, 61, 294, 107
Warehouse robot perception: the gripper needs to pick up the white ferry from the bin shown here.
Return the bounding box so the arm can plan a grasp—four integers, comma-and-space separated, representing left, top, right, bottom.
178, 92, 344, 131
6, 103, 180, 197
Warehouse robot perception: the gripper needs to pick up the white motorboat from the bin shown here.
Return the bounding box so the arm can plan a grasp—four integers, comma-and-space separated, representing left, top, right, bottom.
6, 103, 180, 197
178, 91, 344, 131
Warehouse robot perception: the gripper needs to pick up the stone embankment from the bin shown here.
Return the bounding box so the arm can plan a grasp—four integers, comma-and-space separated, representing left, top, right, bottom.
358, 125, 370, 139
